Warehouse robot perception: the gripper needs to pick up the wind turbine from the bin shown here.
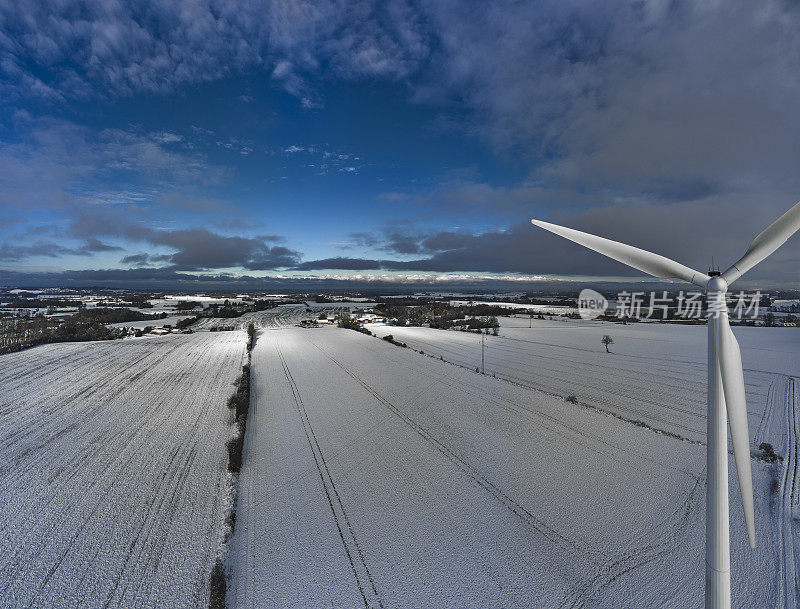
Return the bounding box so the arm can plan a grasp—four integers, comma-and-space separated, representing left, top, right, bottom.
530, 201, 800, 609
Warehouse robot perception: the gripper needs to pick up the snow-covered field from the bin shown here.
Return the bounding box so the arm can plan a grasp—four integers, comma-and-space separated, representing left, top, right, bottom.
303, 301, 377, 309
190, 305, 307, 331
450, 299, 577, 315
190, 304, 353, 331
107, 314, 194, 329
3, 314, 797, 608
371, 317, 799, 445
0, 332, 247, 609
231, 323, 797, 608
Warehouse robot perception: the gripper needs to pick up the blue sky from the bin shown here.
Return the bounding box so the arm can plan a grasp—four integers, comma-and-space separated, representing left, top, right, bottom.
2, 1, 800, 287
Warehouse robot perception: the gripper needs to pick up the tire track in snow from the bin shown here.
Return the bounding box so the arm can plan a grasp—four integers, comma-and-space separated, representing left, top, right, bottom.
778, 378, 799, 609
276, 343, 384, 609
309, 340, 597, 560
558, 476, 704, 609
755, 378, 779, 445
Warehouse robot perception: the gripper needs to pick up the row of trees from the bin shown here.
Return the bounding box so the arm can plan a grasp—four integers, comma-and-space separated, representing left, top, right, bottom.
376, 301, 510, 330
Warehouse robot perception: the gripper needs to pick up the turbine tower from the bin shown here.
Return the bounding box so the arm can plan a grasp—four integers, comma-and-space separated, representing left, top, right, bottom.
530, 201, 800, 609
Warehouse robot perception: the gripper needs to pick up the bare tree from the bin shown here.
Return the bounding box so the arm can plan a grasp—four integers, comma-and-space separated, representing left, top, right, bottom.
601, 334, 614, 353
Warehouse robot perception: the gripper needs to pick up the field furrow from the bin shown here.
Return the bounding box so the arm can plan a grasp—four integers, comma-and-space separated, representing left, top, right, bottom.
0, 332, 246, 609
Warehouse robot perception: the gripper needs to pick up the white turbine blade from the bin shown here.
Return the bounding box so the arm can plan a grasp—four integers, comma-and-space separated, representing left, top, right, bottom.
716, 315, 756, 548
530, 219, 710, 289
722, 200, 800, 284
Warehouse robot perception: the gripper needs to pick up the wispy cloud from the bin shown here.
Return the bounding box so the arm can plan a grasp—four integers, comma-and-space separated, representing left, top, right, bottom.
0, 1, 430, 103
7, 1, 798, 205
0, 116, 230, 218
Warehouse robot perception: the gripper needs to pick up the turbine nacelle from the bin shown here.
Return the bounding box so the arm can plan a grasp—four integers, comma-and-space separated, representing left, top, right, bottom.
706, 275, 729, 295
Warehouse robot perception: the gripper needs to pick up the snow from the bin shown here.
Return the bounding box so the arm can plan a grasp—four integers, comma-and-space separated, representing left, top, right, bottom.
371, 317, 800, 444
190, 306, 307, 331
3, 311, 798, 608
190, 305, 352, 331
450, 299, 577, 315
0, 332, 247, 609
107, 314, 194, 329
230, 322, 798, 608
303, 301, 377, 309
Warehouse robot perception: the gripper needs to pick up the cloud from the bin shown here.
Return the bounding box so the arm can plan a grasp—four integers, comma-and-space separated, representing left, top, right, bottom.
0, 241, 78, 261
296, 257, 384, 271
12, 0, 794, 209
5, 0, 800, 201
149, 131, 183, 144
0, 238, 119, 261
158, 230, 299, 270
423, 1, 800, 206
297, 196, 800, 284
68, 211, 300, 271
0, 1, 431, 103
1, 2, 255, 99
120, 253, 150, 266
78, 238, 121, 253
383, 230, 422, 255
4, 1, 800, 284
341, 232, 380, 249
0, 266, 583, 291
256, 234, 285, 243
339, 226, 476, 256
419, 231, 473, 252
0, 116, 228, 214
384, 181, 578, 218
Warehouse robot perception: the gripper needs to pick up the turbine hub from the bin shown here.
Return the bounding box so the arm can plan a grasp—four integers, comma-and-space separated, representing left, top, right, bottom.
707, 275, 728, 293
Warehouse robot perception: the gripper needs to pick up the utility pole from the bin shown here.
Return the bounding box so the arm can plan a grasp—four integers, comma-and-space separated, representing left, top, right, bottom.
481, 332, 485, 374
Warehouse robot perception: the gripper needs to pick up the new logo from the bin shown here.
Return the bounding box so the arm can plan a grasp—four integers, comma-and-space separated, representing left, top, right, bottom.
577, 288, 608, 320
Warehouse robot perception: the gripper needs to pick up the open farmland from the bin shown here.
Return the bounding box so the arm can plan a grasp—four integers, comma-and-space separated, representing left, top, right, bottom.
190, 304, 359, 332
371, 318, 800, 445
0, 332, 246, 609
190, 305, 307, 331
2, 317, 796, 609
230, 325, 793, 608
107, 314, 195, 330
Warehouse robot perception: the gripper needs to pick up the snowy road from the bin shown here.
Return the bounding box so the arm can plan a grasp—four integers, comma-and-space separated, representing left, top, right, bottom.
0, 332, 246, 609
230, 326, 783, 608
